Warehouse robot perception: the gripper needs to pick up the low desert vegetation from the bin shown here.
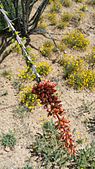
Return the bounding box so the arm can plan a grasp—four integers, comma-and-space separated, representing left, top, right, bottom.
23, 164, 33, 169
0, 0, 95, 168
1, 131, 16, 149
86, 52, 95, 69
63, 30, 90, 50
32, 120, 95, 168
18, 61, 52, 80
74, 142, 95, 168
62, 0, 72, 7
1, 70, 12, 80
40, 41, 54, 57
59, 54, 95, 90
19, 85, 40, 112
47, 12, 57, 25
57, 12, 73, 29
32, 120, 71, 168
38, 20, 48, 30
50, 0, 62, 12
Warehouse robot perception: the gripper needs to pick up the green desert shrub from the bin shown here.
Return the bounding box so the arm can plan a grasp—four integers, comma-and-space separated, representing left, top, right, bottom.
50, 0, 62, 12
59, 55, 85, 78
57, 12, 73, 29
23, 164, 32, 169
40, 41, 54, 57
1, 70, 12, 80
74, 142, 95, 168
86, 52, 95, 69
62, 0, 72, 7
0, 0, 15, 30
57, 21, 69, 29
71, 11, 85, 26
32, 120, 71, 168
47, 12, 57, 25
38, 20, 48, 30
58, 42, 67, 51
1, 131, 16, 149
61, 12, 73, 22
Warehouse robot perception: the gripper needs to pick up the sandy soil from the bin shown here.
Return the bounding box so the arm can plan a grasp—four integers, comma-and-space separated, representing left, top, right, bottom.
0, 0, 95, 169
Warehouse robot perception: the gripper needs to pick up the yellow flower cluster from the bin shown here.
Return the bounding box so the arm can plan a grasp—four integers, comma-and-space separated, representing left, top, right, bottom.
40, 41, 54, 57
18, 62, 52, 80
60, 55, 85, 78
63, 30, 90, 50
69, 70, 95, 90
60, 54, 95, 90
80, 5, 88, 12
19, 86, 41, 111
38, 20, 48, 30
50, 0, 62, 13
47, 12, 57, 25
36, 62, 52, 76
18, 66, 35, 80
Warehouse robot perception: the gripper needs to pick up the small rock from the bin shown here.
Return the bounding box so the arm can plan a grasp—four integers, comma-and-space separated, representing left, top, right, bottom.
4, 146, 10, 152
64, 50, 67, 54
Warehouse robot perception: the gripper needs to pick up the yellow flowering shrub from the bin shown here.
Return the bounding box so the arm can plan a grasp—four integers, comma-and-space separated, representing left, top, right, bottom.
36, 62, 52, 76
59, 55, 95, 90
19, 86, 40, 111
59, 55, 85, 78
18, 66, 34, 80
18, 62, 52, 80
63, 30, 89, 50
61, 12, 73, 22
40, 41, 54, 57
58, 42, 67, 51
68, 70, 95, 90
57, 12, 72, 29
38, 21, 48, 30
47, 12, 57, 25
50, 0, 62, 13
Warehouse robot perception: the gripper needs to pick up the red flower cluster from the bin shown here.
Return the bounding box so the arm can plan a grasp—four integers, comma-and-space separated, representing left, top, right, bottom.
55, 115, 75, 155
32, 80, 75, 155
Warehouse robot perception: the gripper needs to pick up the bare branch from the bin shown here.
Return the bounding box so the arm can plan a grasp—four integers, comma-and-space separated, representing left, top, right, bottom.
0, 7, 41, 83
29, 0, 49, 32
